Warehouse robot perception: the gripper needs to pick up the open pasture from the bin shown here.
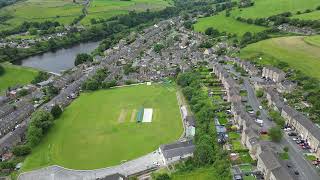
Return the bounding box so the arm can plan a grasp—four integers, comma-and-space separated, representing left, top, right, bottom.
231, 0, 320, 18
81, 0, 172, 25
194, 12, 267, 36
0, 0, 82, 30
0, 63, 37, 95
240, 36, 320, 80
22, 84, 183, 171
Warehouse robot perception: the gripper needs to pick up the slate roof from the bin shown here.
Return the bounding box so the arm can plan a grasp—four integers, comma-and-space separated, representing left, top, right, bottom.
186, 116, 196, 127
97, 173, 127, 180
160, 140, 195, 159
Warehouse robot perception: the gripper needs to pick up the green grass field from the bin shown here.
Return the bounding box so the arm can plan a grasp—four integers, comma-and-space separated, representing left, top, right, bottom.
22, 84, 183, 171
81, 0, 172, 25
0, 63, 38, 95
0, 0, 82, 30
194, 13, 267, 36
231, 0, 320, 18
240, 36, 320, 80
291, 11, 320, 20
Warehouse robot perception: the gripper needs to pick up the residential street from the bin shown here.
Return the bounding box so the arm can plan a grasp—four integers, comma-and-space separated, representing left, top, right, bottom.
226, 64, 320, 180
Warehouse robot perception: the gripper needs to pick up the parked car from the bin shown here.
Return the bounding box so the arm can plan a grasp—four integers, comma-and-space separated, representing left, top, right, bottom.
293, 137, 300, 141
284, 128, 292, 131
288, 132, 298, 136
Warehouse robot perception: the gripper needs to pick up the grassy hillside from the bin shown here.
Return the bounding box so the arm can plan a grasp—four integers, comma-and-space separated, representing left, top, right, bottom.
81, 0, 172, 25
240, 36, 320, 79
22, 84, 183, 170
291, 11, 320, 20
231, 0, 320, 18
0, 63, 37, 94
194, 13, 267, 36
0, 0, 82, 30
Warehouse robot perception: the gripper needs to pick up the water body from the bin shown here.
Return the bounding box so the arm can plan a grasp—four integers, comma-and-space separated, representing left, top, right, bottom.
18, 41, 100, 74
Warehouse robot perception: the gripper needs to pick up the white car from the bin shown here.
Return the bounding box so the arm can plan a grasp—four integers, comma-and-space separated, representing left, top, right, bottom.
259, 106, 263, 110
284, 128, 292, 131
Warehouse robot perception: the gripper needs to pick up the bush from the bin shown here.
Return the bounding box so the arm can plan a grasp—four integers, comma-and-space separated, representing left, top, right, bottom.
12, 145, 32, 156
51, 105, 62, 119
0, 162, 15, 170
17, 89, 29, 97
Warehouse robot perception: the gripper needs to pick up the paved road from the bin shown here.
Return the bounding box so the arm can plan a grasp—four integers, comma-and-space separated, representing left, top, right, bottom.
19, 151, 164, 180
225, 64, 320, 180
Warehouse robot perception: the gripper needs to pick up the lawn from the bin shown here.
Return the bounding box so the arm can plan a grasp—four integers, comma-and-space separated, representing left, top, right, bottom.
231, 0, 320, 18
239, 164, 252, 172
291, 11, 320, 20
81, 0, 172, 25
194, 13, 267, 36
22, 84, 183, 171
240, 36, 320, 80
279, 152, 289, 160
231, 140, 243, 151
171, 166, 220, 180
0, 0, 82, 30
0, 63, 37, 95
229, 132, 241, 140
239, 152, 254, 164
305, 154, 317, 161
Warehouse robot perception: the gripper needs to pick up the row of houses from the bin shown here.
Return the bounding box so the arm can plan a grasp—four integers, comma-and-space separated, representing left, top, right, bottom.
212, 62, 299, 180
265, 87, 320, 157
231, 58, 261, 76
262, 66, 286, 83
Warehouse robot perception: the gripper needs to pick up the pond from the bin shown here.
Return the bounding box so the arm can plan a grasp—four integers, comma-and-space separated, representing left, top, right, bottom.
17, 41, 100, 74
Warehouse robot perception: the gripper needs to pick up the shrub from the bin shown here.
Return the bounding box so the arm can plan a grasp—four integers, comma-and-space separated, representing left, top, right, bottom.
156, 173, 170, 180
12, 145, 32, 156
31, 71, 49, 84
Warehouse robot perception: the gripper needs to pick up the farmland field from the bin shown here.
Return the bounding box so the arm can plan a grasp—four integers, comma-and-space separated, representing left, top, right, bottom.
240, 36, 320, 80
194, 13, 267, 36
0, 63, 38, 95
22, 84, 183, 171
291, 11, 320, 20
81, 0, 172, 25
231, 0, 320, 18
0, 0, 82, 30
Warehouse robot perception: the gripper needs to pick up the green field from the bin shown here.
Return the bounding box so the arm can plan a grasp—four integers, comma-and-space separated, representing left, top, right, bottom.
0, 63, 37, 95
231, 0, 320, 18
0, 0, 82, 30
291, 11, 320, 20
81, 0, 172, 25
22, 84, 183, 171
194, 13, 267, 36
240, 36, 320, 80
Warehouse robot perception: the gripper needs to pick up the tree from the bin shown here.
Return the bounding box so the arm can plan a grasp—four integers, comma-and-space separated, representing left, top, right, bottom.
31, 71, 49, 84
17, 89, 29, 97
51, 105, 62, 119
256, 110, 261, 117
269, 126, 283, 142
153, 43, 164, 53
12, 145, 32, 156
74, 53, 93, 66
205, 27, 220, 37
